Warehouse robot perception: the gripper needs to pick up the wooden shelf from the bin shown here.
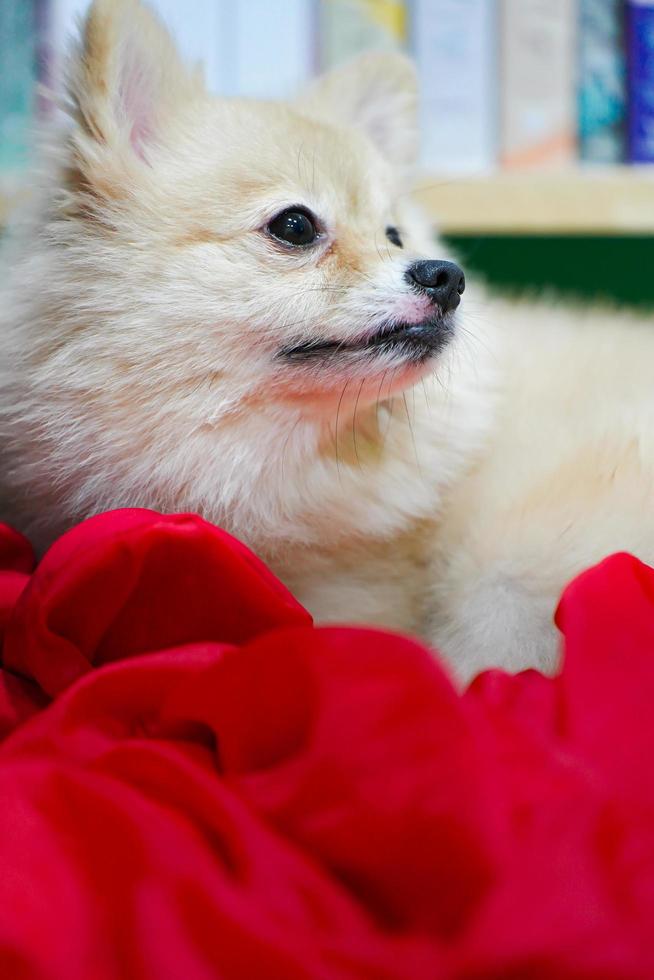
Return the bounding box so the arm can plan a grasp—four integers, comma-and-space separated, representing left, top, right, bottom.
4, 167, 654, 236
413, 167, 654, 235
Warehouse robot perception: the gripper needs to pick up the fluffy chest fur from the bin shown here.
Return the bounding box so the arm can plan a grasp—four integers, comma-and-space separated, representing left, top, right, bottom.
427, 298, 654, 680
0, 222, 494, 630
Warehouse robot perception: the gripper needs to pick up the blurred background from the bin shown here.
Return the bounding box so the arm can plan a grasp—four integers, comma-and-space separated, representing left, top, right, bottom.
2, 0, 654, 305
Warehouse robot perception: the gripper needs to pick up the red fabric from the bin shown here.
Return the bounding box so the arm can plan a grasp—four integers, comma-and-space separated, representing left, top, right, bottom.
0, 513, 653, 978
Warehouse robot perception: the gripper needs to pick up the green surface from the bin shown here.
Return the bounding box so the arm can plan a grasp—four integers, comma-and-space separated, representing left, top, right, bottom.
444, 235, 654, 310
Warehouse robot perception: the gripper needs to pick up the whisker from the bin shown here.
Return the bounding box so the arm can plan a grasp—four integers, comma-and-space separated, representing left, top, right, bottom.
421, 377, 432, 415
386, 368, 397, 437
375, 369, 388, 431
383, 368, 397, 450
373, 230, 385, 265
334, 378, 349, 483
396, 170, 492, 202
297, 141, 306, 186
352, 376, 366, 469
458, 322, 495, 360
280, 414, 303, 484
402, 391, 422, 478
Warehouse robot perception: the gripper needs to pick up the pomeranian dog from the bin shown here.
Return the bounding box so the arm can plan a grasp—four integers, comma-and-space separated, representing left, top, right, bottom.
1, 0, 653, 682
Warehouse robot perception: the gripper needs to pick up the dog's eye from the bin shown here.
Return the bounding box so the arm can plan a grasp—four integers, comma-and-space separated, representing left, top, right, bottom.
268, 208, 319, 247
386, 226, 403, 248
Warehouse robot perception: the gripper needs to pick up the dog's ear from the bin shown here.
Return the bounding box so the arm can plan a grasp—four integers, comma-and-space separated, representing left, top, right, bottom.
299, 52, 419, 169
66, 0, 204, 160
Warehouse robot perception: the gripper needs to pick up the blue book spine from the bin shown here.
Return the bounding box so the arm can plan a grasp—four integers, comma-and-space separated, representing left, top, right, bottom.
579, 0, 626, 163
628, 0, 654, 162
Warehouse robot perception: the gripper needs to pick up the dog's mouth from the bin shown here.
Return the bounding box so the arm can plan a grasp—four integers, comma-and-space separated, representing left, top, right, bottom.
279, 314, 454, 364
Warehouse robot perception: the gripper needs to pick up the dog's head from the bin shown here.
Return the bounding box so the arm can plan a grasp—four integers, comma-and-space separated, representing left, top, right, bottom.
49, 0, 463, 422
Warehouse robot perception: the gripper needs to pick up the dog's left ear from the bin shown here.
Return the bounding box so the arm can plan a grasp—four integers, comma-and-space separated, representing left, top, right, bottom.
66, 0, 204, 160
299, 52, 419, 169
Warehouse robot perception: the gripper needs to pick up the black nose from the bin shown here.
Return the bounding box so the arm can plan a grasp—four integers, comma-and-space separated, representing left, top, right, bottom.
405, 259, 465, 313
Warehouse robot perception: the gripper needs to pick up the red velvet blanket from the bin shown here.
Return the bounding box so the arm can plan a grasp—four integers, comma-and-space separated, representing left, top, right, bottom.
0, 509, 653, 978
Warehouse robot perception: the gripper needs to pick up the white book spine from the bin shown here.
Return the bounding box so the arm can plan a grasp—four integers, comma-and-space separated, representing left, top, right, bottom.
225, 0, 316, 99
149, 0, 226, 94
320, 0, 407, 70
47, 1, 316, 100
47, 1, 224, 91
501, 0, 576, 169
413, 0, 497, 175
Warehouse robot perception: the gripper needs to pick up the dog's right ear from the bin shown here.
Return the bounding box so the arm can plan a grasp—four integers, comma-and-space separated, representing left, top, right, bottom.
299, 51, 419, 170
66, 0, 204, 161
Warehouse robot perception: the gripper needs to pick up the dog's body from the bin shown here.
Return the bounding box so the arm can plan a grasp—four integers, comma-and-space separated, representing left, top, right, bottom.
1, 0, 653, 682
428, 297, 654, 678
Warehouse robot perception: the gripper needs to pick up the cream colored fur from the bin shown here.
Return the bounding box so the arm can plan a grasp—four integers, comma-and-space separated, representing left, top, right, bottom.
429, 299, 654, 679
1, 0, 652, 684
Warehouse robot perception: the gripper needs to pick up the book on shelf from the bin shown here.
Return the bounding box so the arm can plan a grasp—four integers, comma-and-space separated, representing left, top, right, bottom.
412, 0, 497, 174
40, 0, 315, 101
146, 0, 225, 94
501, 0, 577, 169
9, 0, 654, 193
627, 0, 654, 162
0, 0, 38, 177
579, 0, 627, 163
218, 0, 316, 99
319, 0, 406, 69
